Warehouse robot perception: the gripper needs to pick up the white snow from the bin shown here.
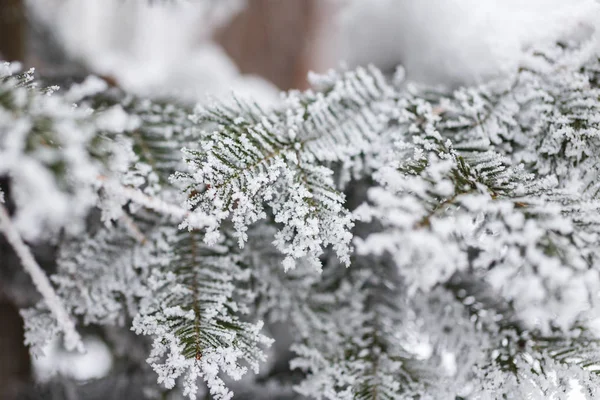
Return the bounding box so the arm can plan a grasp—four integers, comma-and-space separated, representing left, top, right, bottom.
335, 0, 600, 85
27, 0, 278, 104
33, 336, 113, 382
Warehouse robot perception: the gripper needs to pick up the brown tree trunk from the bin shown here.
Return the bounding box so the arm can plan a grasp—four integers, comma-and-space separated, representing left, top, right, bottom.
215, 0, 331, 90
0, 0, 32, 388
0, 0, 26, 61
0, 296, 31, 400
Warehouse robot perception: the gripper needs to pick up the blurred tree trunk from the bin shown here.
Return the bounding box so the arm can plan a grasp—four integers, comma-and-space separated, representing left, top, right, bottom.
0, 0, 26, 61
215, 0, 332, 90
0, 0, 32, 394
0, 298, 31, 400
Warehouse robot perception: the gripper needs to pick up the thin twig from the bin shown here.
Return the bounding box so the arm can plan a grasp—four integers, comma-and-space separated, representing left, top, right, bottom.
120, 213, 147, 244
97, 176, 216, 229
0, 203, 82, 351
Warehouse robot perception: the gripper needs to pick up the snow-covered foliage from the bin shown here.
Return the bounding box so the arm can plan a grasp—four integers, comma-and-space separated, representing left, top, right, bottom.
175, 67, 390, 271
132, 228, 272, 400
4, 34, 600, 400
0, 64, 103, 240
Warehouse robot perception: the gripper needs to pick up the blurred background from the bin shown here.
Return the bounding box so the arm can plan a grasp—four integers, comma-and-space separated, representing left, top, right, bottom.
0, 0, 599, 398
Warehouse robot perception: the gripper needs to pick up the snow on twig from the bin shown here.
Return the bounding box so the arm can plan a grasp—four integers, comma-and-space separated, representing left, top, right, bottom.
0, 202, 83, 352
97, 176, 217, 230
